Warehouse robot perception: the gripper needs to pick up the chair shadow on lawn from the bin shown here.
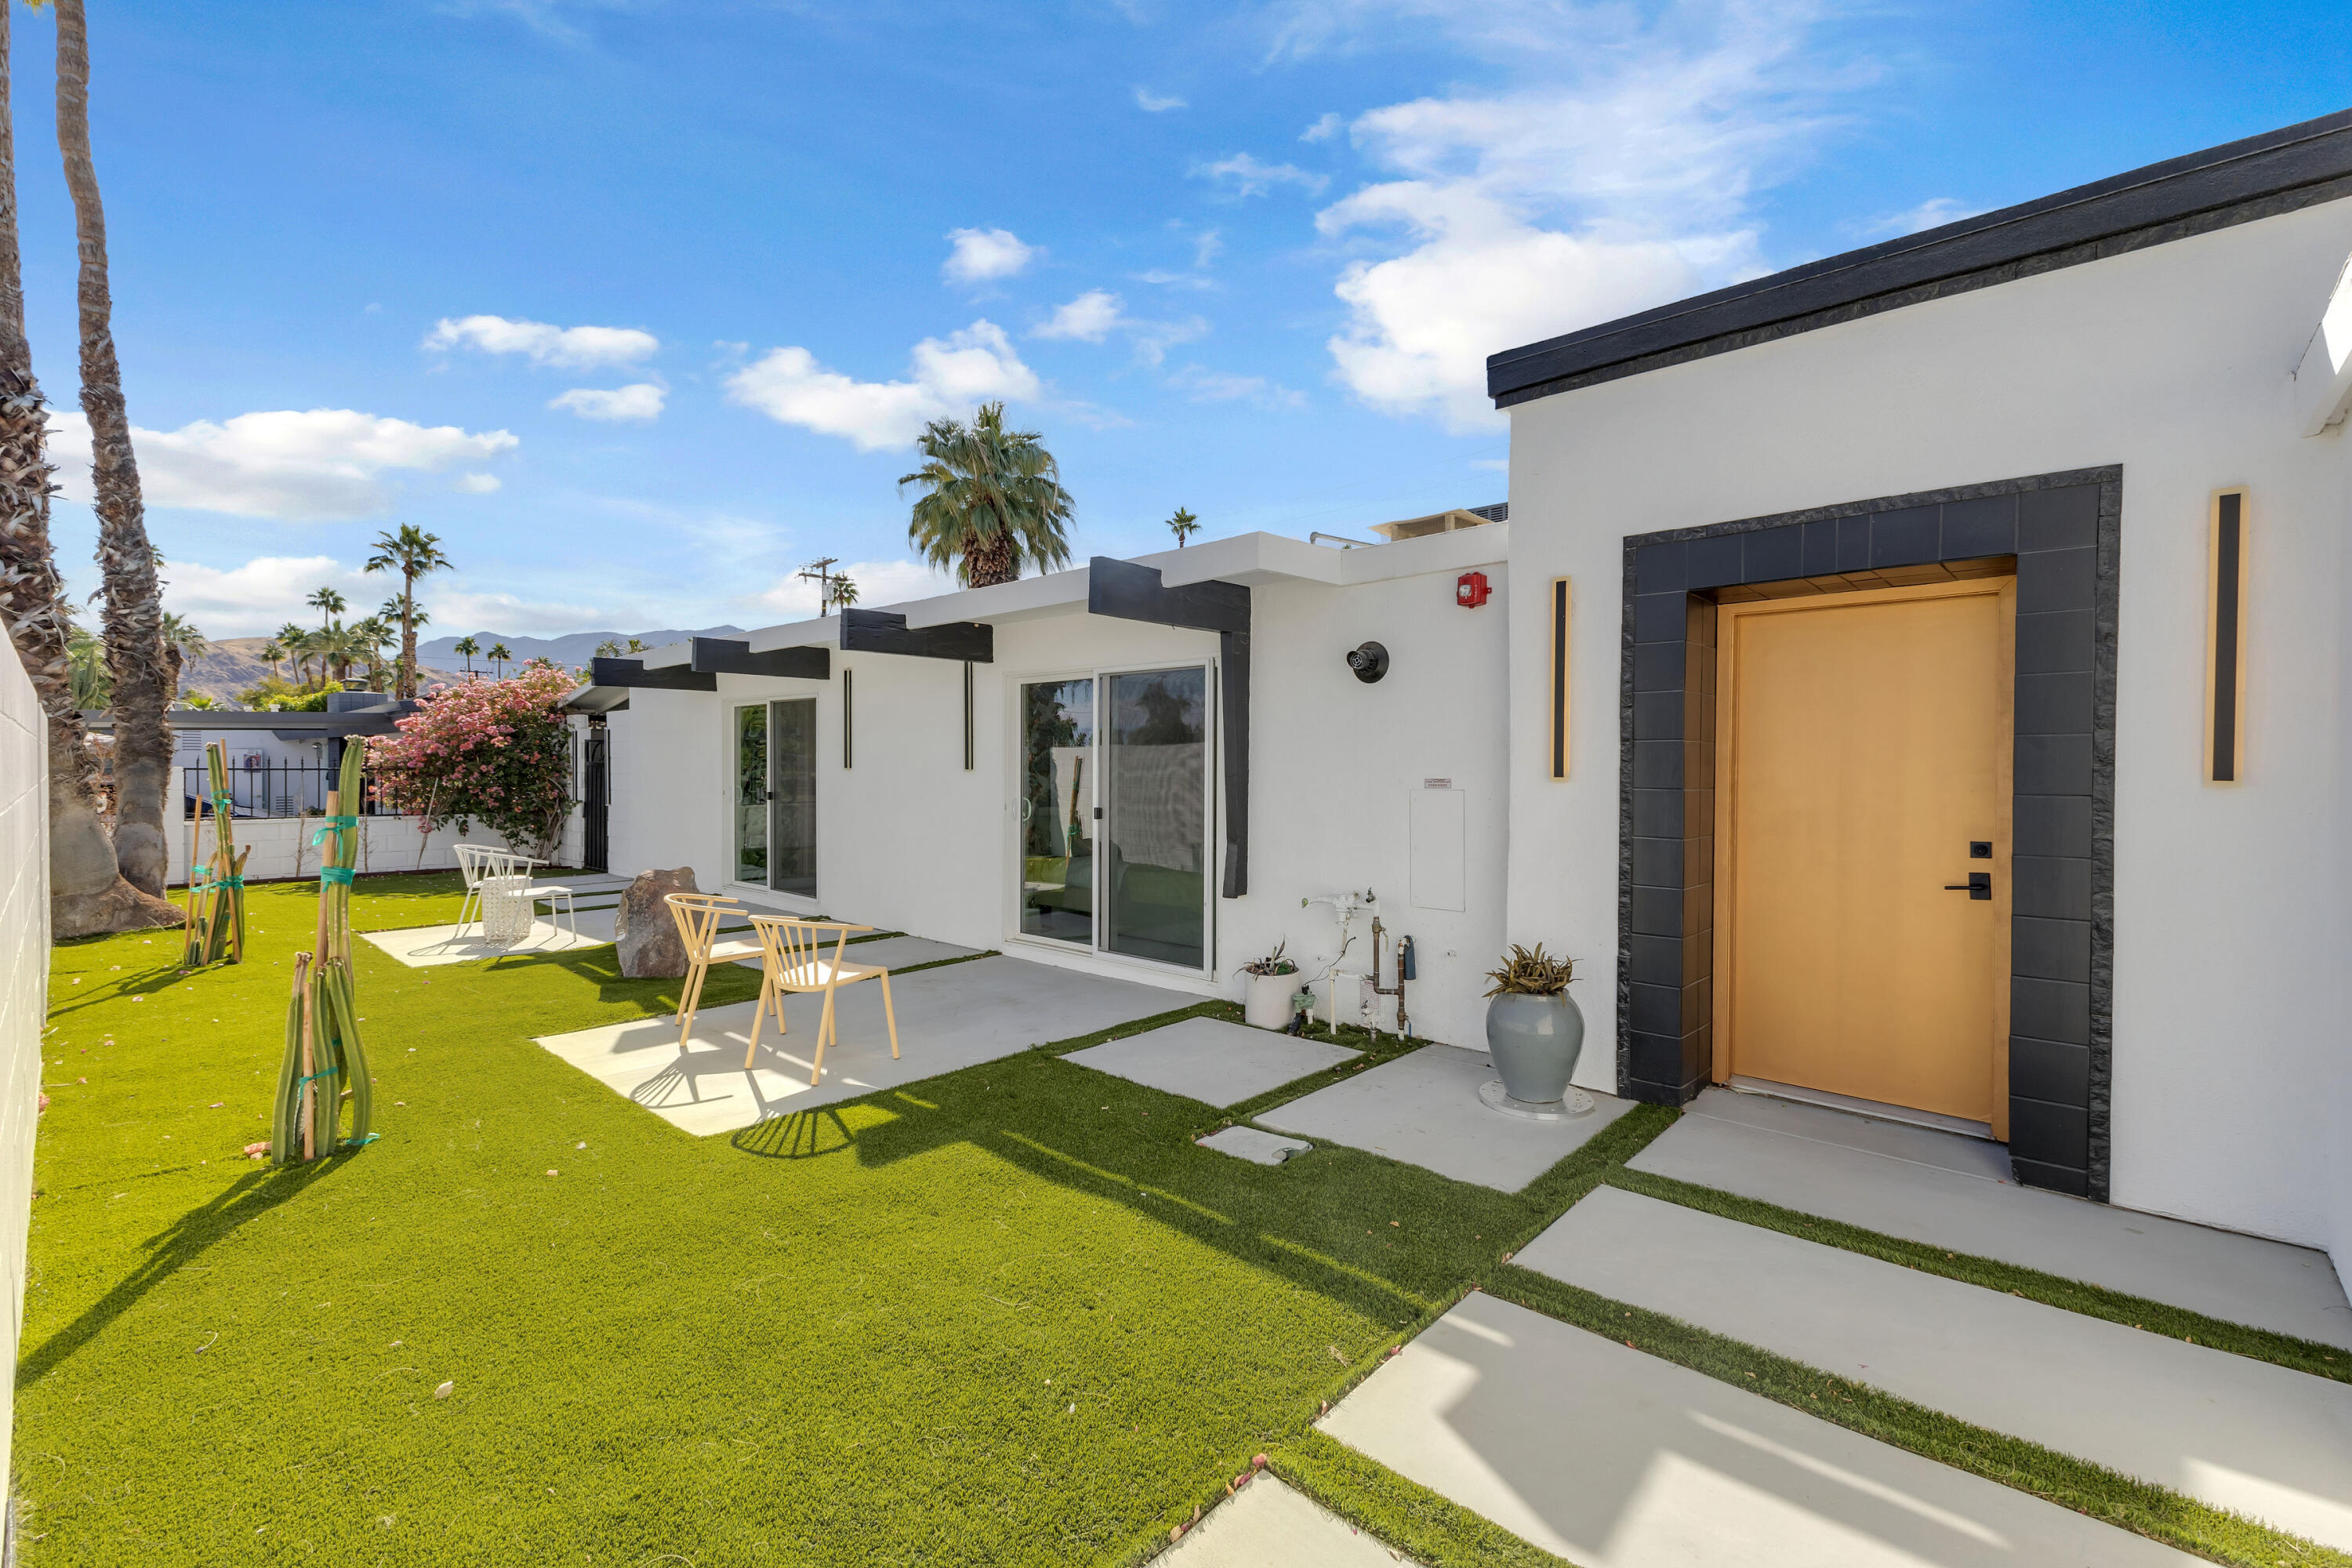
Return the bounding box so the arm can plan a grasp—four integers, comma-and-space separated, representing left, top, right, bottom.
18, 1156, 358, 1388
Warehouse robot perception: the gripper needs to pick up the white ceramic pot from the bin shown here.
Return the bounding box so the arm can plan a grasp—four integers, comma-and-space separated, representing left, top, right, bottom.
1245, 971, 1298, 1029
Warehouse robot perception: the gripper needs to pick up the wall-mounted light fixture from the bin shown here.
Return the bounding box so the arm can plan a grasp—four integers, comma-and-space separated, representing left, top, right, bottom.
1347, 641, 1389, 684
1550, 578, 1570, 779
2204, 488, 2248, 783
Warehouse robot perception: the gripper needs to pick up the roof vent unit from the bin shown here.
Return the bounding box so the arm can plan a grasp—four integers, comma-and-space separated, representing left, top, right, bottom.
1370, 506, 1504, 542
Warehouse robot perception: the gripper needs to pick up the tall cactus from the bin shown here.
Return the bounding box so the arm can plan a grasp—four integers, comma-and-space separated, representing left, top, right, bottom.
180, 740, 248, 967
273, 741, 375, 1164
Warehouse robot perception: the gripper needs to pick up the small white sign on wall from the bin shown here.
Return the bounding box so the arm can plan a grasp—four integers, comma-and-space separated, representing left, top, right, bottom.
1410, 786, 1466, 911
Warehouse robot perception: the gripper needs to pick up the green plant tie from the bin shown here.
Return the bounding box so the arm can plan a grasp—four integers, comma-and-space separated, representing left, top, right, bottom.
310, 815, 359, 847
209, 792, 233, 815
320, 866, 356, 886
339, 1133, 380, 1149
187, 869, 211, 887
218, 875, 245, 889
296, 1067, 339, 1087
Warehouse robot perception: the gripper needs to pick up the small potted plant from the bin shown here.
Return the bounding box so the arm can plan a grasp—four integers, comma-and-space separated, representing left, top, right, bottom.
1483, 943, 1583, 1107
1241, 940, 1301, 1029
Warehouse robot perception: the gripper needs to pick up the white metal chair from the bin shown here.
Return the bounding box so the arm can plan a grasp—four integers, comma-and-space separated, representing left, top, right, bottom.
742, 915, 898, 1083
449, 844, 503, 939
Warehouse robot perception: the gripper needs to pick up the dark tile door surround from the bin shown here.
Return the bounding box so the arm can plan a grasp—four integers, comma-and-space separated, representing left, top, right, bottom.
1619, 468, 2120, 1200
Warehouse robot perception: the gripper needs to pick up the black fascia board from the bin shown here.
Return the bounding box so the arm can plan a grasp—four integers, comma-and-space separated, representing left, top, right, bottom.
838, 608, 993, 663
1488, 106, 2352, 405
1086, 555, 1248, 635
688, 637, 831, 680
1084, 555, 1252, 900
588, 656, 718, 691
155, 710, 413, 735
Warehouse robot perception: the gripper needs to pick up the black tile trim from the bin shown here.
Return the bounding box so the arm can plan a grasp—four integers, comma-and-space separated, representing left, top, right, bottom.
1617, 466, 2121, 1202
1494, 109, 2352, 405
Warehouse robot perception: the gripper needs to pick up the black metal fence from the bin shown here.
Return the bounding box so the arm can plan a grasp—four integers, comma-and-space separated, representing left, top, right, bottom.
182, 763, 395, 819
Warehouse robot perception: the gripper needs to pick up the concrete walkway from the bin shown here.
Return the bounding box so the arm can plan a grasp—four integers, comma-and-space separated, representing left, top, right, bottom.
1067, 1016, 1359, 1107
1519, 1186, 2352, 1552
1257, 1045, 1632, 1192
1321, 1290, 2195, 1566
532, 953, 1195, 1134
1632, 1089, 2352, 1348
1162, 1476, 1417, 1566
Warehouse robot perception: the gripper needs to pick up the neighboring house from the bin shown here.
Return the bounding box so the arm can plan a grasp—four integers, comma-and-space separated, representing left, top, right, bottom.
578, 107, 2352, 1290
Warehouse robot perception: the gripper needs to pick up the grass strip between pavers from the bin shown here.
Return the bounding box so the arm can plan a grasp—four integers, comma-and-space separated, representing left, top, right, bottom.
1608, 1166, 2352, 1386
1484, 1260, 2350, 1568
1269, 1428, 1574, 1568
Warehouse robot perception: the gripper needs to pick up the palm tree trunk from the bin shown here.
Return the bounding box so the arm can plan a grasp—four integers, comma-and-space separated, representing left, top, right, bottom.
0, 0, 170, 936
56, 0, 169, 896
399, 575, 417, 699
964, 529, 1018, 587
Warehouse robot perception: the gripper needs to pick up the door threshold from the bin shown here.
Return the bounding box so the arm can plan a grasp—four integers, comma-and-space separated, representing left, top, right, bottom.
1725, 1076, 1998, 1142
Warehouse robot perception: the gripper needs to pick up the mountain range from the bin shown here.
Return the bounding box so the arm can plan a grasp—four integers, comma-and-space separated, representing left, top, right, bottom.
416, 627, 748, 669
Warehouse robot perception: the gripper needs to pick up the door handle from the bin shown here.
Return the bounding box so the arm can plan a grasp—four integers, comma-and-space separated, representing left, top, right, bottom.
1942, 873, 1992, 901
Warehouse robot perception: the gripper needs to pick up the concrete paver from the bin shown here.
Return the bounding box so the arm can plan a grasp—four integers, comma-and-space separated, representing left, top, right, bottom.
1162, 1476, 1417, 1566
1519, 1186, 2352, 1552
1322, 1290, 2198, 1566
1066, 1015, 1359, 1106
1196, 1127, 1315, 1165
361, 920, 607, 967
1634, 1089, 2352, 1348
1256, 1045, 1632, 1192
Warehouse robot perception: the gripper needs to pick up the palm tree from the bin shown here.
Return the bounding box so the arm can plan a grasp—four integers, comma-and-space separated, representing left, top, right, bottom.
1167, 506, 1200, 546
830, 575, 859, 611
0, 1, 169, 934
158, 610, 207, 702
260, 638, 285, 682
899, 401, 1076, 587
53, 0, 172, 894
307, 584, 346, 630
593, 638, 622, 659
66, 622, 108, 709
350, 615, 395, 690
488, 641, 513, 679
453, 634, 480, 676
364, 523, 449, 699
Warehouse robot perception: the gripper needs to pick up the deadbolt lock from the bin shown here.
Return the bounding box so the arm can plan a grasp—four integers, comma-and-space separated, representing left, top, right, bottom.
1969, 841, 1992, 858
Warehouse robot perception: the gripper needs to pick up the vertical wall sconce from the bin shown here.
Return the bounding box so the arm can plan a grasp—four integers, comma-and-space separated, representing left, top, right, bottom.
2204, 488, 2248, 783
842, 666, 855, 769
1551, 577, 1571, 779
962, 659, 975, 771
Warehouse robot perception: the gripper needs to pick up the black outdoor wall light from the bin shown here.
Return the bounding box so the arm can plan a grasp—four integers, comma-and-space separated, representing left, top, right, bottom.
1347, 641, 1389, 683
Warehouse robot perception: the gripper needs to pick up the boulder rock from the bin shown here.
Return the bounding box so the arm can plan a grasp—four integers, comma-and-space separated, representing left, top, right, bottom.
615, 866, 700, 978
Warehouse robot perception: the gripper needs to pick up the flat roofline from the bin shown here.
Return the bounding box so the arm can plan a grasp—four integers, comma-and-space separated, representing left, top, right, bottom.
1487, 106, 2352, 408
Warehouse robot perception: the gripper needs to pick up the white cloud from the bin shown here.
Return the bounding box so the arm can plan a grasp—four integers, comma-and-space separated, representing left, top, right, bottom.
942, 227, 1039, 285
423, 587, 607, 637
1311, 0, 1861, 430
550, 382, 666, 421
752, 559, 960, 619
424, 314, 659, 368
1133, 87, 1187, 112
724, 320, 1040, 451
1856, 196, 1983, 238
457, 473, 503, 493
1034, 290, 1127, 343
1168, 365, 1307, 410
1301, 112, 1344, 143
1193, 153, 1330, 198
49, 408, 518, 521
161, 554, 369, 639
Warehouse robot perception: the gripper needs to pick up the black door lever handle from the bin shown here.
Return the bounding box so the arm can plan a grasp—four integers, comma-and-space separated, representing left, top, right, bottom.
1943, 873, 1993, 900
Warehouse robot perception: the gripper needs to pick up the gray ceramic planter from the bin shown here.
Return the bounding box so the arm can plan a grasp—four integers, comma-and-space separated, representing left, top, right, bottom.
1484, 990, 1584, 1105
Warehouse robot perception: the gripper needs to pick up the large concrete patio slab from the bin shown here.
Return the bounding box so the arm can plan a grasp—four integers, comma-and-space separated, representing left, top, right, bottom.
1633, 1089, 2352, 1348
1065, 1016, 1359, 1107
1322, 1290, 2194, 1566
1255, 1045, 1632, 1192
1163, 1475, 1417, 1566
361, 920, 608, 967
532, 953, 1196, 1134
1519, 1186, 2352, 1552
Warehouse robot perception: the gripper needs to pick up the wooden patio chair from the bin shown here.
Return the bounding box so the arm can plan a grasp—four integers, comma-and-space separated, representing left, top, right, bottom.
742, 915, 898, 1083
665, 893, 764, 1050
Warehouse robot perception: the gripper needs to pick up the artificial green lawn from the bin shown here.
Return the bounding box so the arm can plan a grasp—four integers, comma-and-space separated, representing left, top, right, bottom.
19, 873, 1640, 1566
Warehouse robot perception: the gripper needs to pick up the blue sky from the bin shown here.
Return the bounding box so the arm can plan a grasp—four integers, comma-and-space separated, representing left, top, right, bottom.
20, 0, 2350, 639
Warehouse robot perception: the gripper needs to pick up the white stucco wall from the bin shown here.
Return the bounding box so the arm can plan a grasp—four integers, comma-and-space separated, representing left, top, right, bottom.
0, 645, 50, 1500
1504, 196, 2352, 1254
165, 811, 584, 886
596, 543, 1515, 1049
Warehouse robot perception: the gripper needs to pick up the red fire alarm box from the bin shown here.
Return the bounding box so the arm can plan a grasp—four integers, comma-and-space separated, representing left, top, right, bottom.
1456, 570, 1490, 608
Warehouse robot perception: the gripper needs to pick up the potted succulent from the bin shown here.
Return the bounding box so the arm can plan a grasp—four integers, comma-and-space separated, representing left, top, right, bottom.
1241, 940, 1301, 1029
1482, 944, 1583, 1106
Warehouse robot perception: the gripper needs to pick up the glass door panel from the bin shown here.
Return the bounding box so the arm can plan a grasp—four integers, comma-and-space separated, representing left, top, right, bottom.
1019, 679, 1094, 944
732, 703, 768, 884
768, 699, 817, 898
1104, 667, 1207, 968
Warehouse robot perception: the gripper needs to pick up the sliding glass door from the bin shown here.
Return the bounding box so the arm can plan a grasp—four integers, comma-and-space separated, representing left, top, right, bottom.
735, 699, 818, 898
1018, 666, 1208, 970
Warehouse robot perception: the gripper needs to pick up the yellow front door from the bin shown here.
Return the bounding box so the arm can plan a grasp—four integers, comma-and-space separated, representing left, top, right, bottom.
1715, 579, 2013, 1129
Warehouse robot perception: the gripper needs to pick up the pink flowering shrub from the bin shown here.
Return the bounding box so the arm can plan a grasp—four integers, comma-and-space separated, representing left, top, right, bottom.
368, 661, 578, 859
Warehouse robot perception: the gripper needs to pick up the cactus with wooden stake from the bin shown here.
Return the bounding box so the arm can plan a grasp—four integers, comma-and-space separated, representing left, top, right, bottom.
271, 742, 376, 1165
180, 741, 249, 967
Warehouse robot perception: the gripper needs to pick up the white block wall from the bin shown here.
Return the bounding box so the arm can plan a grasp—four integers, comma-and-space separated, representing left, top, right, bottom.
165, 808, 584, 887
0, 645, 50, 1501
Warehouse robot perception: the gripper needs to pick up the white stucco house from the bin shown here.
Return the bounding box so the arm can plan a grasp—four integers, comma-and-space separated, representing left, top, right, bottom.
576, 107, 2352, 1285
